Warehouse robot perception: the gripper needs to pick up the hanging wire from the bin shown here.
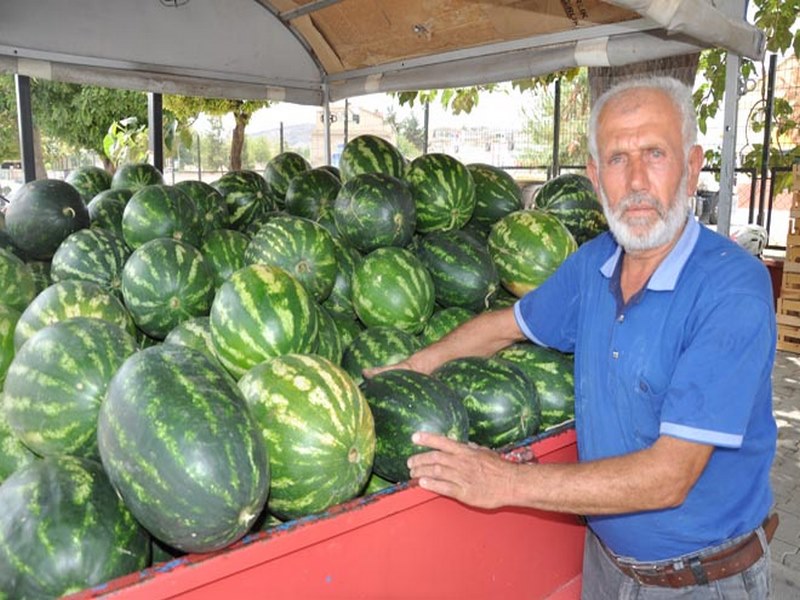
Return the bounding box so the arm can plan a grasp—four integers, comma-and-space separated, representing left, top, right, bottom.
160, 0, 190, 7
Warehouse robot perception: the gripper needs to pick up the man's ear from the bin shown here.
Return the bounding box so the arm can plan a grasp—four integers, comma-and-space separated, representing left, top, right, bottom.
686, 145, 704, 197
586, 157, 599, 193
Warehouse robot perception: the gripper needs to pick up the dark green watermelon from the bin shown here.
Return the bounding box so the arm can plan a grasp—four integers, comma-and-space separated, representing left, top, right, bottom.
433, 356, 540, 448
264, 151, 311, 205
420, 306, 474, 345
121, 184, 203, 249
238, 353, 375, 520
50, 228, 131, 296
285, 167, 341, 222
0, 247, 36, 312
121, 237, 215, 339
164, 315, 219, 365
329, 311, 364, 351
201, 228, 250, 288
3, 317, 138, 458
0, 406, 37, 484
339, 135, 405, 182
496, 342, 575, 428
466, 163, 523, 233
534, 173, 607, 245
322, 237, 361, 318
341, 325, 420, 386
174, 179, 228, 235
97, 344, 269, 553
5, 179, 90, 260
333, 173, 416, 252
362, 472, 394, 495
314, 304, 345, 365
111, 162, 165, 191
405, 153, 476, 233
87, 188, 132, 239
212, 170, 277, 231
25, 260, 52, 294
362, 369, 469, 482
0, 456, 150, 598
65, 165, 112, 203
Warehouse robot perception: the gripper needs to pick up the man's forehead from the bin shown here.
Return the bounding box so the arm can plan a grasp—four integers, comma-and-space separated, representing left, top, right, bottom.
601, 87, 675, 118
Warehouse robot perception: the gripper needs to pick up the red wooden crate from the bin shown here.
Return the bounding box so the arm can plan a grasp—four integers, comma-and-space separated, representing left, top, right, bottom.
70, 425, 583, 600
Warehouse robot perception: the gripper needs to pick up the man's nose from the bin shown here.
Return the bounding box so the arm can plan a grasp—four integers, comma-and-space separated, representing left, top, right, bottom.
627, 155, 649, 192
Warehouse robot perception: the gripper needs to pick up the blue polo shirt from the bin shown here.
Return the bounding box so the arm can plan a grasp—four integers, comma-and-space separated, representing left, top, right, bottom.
514, 218, 777, 561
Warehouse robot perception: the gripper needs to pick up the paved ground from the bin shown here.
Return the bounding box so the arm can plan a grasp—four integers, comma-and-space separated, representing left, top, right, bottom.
770, 350, 800, 598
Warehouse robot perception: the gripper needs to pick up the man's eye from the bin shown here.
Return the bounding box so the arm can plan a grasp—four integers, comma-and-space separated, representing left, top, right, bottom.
648, 148, 665, 159
608, 155, 624, 165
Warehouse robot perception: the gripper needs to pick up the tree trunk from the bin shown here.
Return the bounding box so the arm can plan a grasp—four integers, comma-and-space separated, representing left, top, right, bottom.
101, 155, 115, 174
32, 125, 47, 179
229, 111, 250, 172
588, 54, 701, 106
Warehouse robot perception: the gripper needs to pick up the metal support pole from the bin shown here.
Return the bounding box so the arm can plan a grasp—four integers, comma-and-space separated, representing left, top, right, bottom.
280, 122, 285, 153
716, 51, 742, 237
344, 98, 349, 146
323, 85, 332, 165
15, 75, 36, 183
552, 78, 561, 179
756, 53, 777, 227
196, 133, 202, 180
148, 93, 164, 173
423, 102, 430, 155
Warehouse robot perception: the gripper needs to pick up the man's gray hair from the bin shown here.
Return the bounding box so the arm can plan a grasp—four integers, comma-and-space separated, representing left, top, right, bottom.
587, 76, 698, 163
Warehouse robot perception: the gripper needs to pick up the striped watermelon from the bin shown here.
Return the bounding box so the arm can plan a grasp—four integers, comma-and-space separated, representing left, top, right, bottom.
212, 170, 276, 231
3, 317, 138, 458
0, 303, 21, 389
201, 228, 250, 289
97, 345, 269, 553
466, 163, 523, 233
121, 238, 214, 339
339, 135, 406, 182
121, 184, 203, 249
87, 189, 132, 239
420, 306, 474, 345
65, 165, 112, 203
488, 286, 518, 310
173, 179, 229, 235
323, 237, 361, 318
0, 407, 37, 483
5, 179, 90, 260
314, 304, 345, 365
352, 247, 435, 334
284, 167, 341, 222
164, 316, 220, 366
329, 311, 363, 351
210, 264, 318, 379
333, 173, 416, 253
264, 152, 311, 206
534, 173, 607, 245
50, 228, 131, 296
111, 162, 165, 191
0, 247, 36, 312
433, 356, 540, 448
362, 369, 469, 482
25, 260, 52, 294
14, 280, 135, 350
496, 342, 575, 428
488, 209, 577, 297
238, 353, 375, 520
245, 215, 338, 302
240, 209, 284, 239
362, 472, 394, 495
405, 153, 476, 233
341, 325, 421, 386
319, 165, 341, 181
415, 229, 499, 311
0, 456, 149, 598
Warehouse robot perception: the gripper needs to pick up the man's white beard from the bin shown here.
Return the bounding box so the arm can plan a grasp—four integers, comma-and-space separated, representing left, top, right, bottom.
599, 171, 690, 252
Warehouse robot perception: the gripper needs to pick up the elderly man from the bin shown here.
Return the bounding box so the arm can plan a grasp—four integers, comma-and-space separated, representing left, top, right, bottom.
367, 77, 777, 597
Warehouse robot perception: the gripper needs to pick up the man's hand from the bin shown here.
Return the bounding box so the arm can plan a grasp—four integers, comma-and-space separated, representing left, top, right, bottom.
406, 431, 518, 510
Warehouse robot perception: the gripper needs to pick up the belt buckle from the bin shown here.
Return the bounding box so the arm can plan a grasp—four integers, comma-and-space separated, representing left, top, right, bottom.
627, 562, 663, 585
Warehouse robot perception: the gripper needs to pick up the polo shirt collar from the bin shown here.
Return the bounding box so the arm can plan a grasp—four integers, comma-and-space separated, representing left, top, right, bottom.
599, 217, 701, 291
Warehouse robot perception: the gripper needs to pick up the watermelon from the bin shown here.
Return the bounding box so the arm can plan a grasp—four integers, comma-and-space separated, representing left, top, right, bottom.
341, 325, 420, 386
496, 342, 575, 428
0, 247, 36, 312
245, 215, 338, 302
466, 163, 523, 233
314, 304, 345, 365
121, 184, 203, 249
339, 135, 405, 182
362, 472, 394, 495
0, 456, 149, 597
284, 167, 341, 222
488, 286, 519, 310
332, 173, 416, 253
3, 317, 138, 458
319, 165, 341, 181
87, 188, 132, 239
111, 162, 165, 191
329, 311, 363, 351
121, 238, 215, 339
322, 237, 361, 317
405, 153, 476, 233
212, 170, 276, 231
65, 165, 112, 203
362, 369, 469, 482
199, 228, 248, 289
238, 353, 375, 520
25, 260, 52, 294
0, 408, 37, 484
488, 209, 577, 297
352, 247, 435, 334
174, 179, 228, 235
4, 179, 90, 260
415, 229, 499, 311
210, 264, 319, 379
0, 229, 26, 260
50, 228, 131, 296
264, 151, 311, 205
534, 173, 607, 245
420, 306, 474, 346
240, 209, 284, 239
164, 315, 219, 365
97, 345, 270, 553
433, 356, 540, 448
14, 280, 135, 350
0, 303, 21, 389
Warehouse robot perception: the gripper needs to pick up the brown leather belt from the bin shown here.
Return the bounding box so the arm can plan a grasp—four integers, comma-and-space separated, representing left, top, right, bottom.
603, 513, 779, 588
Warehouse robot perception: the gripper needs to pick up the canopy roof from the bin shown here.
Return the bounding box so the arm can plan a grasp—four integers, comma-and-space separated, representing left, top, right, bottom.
0, 0, 764, 104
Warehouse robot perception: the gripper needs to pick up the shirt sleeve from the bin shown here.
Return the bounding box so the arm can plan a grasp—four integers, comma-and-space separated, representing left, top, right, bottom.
513, 250, 582, 354
659, 291, 776, 448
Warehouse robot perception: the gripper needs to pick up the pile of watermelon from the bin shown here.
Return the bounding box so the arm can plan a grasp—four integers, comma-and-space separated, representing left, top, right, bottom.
0, 144, 592, 595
